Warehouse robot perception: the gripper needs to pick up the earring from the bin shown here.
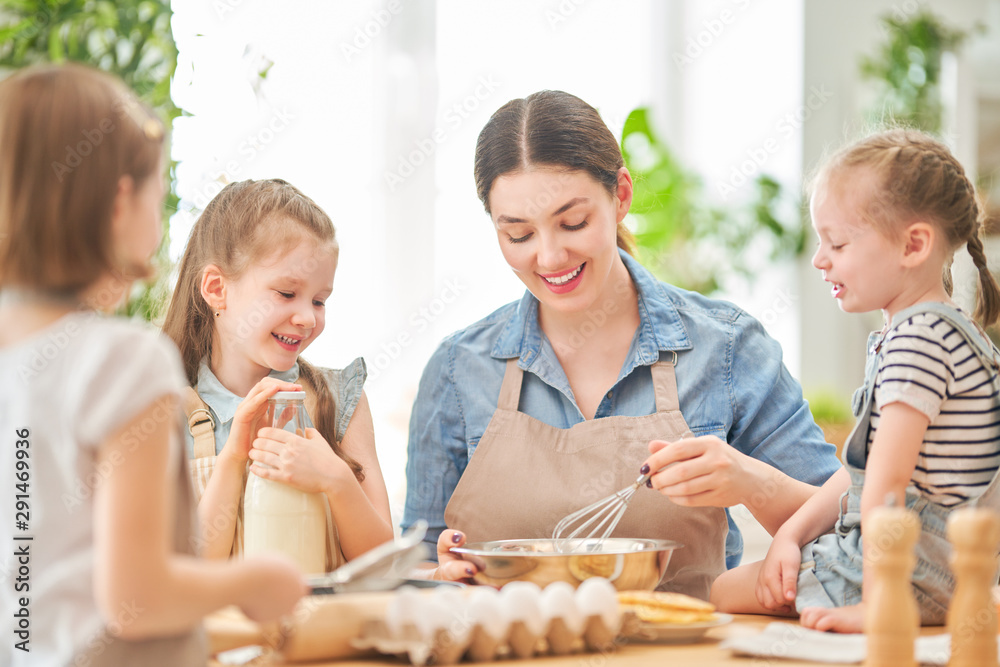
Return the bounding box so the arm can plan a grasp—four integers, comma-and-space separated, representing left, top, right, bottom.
214, 311, 221, 318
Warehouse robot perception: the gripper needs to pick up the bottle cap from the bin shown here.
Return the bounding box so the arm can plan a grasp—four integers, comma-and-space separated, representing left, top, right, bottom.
271, 390, 306, 401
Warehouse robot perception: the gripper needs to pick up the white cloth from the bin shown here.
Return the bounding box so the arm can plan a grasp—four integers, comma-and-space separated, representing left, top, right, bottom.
720, 622, 996, 665
0, 311, 188, 666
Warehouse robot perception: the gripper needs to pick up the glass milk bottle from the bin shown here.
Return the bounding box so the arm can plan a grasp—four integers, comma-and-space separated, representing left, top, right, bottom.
242, 390, 328, 574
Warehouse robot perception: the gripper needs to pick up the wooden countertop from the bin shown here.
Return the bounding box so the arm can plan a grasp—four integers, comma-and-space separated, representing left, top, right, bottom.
208, 609, 950, 667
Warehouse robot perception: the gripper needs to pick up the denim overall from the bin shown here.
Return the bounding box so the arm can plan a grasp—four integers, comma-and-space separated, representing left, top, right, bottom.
795, 302, 1000, 624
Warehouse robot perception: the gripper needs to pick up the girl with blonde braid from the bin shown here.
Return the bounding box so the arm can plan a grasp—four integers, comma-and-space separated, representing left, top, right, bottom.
712, 129, 1000, 632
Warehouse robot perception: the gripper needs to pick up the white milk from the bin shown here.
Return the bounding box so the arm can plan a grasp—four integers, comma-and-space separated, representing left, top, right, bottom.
243, 472, 327, 575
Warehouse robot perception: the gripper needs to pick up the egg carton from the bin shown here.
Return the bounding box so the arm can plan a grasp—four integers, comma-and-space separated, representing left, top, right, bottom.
350, 580, 622, 665
353, 613, 619, 665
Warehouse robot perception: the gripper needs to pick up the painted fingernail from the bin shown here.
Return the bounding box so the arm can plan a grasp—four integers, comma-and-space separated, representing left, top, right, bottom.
466, 567, 475, 576
639, 463, 650, 475
451, 532, 463, 544
645, 479, 653, 489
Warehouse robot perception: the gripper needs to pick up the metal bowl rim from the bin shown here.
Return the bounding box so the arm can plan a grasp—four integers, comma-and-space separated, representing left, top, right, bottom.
451, 537, 684, 557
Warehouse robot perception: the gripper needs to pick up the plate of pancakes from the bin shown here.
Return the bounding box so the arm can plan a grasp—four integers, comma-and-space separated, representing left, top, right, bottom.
617, 590, 732, 643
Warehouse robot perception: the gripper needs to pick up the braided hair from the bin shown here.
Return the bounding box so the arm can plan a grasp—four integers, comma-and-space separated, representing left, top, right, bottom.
813, 129, 1000, 326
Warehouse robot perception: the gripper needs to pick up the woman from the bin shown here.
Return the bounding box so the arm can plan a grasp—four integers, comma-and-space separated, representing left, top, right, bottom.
402, 90, 840, 598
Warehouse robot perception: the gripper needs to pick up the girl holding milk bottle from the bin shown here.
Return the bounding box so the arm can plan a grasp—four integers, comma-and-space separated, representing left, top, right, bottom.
162, 178, 393, 573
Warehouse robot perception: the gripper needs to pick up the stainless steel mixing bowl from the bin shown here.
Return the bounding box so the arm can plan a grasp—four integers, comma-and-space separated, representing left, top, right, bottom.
449, 537, 682, 590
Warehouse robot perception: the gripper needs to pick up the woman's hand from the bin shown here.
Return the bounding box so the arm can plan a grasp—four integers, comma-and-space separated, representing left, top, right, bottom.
643, 435, 753, 507
224, 378, 302, 462
431, 529, 480, 583
755, 532, 801, 613
248, 427, 353, 494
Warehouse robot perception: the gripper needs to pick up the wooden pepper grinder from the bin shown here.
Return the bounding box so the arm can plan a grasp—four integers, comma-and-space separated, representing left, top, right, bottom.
864, 499, 920, 667
947, 507, 1000, 667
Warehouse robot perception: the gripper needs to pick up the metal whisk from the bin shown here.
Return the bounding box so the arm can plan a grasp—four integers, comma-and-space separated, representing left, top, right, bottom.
551, 430, 693, 552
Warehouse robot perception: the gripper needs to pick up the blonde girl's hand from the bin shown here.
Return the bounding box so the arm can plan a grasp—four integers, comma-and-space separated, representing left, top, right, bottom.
248, 427, 353, 494
224, 378, 302, 462
432, 529, 480, 583
755, 532, 801, 613
237, 554, 308, 622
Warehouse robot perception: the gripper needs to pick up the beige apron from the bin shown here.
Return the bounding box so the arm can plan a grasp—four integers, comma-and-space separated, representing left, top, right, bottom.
183, 386, 346, 571
84, 426, 208, 666
444, 357, 728, 600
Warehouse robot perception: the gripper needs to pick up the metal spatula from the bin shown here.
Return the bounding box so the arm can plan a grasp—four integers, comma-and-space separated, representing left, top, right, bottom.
306, 520, 429, 594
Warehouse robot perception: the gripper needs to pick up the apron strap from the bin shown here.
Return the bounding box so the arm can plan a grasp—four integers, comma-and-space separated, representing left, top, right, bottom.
650, 351, 680, 414
183, 386, 217, 459
497, 359, 525, 412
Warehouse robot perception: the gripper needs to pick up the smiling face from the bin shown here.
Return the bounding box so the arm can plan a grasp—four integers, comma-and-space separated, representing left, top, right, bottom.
489, 167, 632, 316
213, 228, 337, 378
810, 171, 905, 315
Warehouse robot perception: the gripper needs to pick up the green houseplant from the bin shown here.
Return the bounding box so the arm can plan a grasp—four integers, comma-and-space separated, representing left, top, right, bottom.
860, 9, 975, 133
0, 0, 179, 321
619, 106, 805, 295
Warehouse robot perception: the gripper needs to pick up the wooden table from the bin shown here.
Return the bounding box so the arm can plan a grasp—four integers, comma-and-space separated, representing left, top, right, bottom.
209, 612, 949, 666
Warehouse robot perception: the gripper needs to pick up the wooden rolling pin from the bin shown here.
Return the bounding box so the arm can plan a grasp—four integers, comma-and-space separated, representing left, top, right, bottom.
205, 591, 396, 663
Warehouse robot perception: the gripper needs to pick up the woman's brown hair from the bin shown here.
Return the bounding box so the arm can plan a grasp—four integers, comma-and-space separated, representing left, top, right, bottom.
813, 128, 1000, 327
0, 63, 164, 294
162, 179, 364, 480
473, 90, 637, 256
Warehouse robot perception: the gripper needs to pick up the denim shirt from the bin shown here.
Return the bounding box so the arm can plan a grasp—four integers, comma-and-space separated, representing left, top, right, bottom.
184, 357, 368, 457
402, 250, 839, 567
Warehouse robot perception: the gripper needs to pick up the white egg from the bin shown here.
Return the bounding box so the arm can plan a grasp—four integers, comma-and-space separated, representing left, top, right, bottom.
467, 587, 509, 640
385, 585, 424, 638
575, 577, 620, 629
430, 585, 473, 643
432, 585, 465, 609
499, 581, 546, 635
541, 582, 584, 634
416, 596, 467, 643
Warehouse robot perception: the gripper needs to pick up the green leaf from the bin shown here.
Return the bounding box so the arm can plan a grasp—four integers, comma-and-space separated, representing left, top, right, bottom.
1, 0, 179, 321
